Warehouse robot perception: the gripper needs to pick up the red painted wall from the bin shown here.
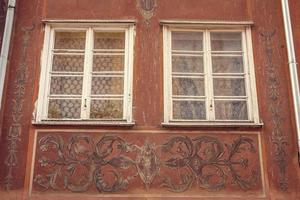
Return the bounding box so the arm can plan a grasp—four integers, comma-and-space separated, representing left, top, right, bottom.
0, 0, 298, 199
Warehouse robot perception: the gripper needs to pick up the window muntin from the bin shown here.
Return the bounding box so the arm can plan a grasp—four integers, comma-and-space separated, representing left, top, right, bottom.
164, 27, 259, 124
36, 24, 134, 123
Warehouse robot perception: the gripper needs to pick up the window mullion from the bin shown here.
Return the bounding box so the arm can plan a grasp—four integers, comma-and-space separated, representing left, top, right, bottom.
205, 30, 215, 120
123, 29, 129, 121
245, 27, 259, 123
163, 27, 170, 123
81, 28, 93, 119
168, 29, 173, 121
41, 27, 55, 120
242, 29, 252, 121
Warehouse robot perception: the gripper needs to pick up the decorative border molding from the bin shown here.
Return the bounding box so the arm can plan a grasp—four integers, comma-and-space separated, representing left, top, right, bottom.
260, 30, 289, 191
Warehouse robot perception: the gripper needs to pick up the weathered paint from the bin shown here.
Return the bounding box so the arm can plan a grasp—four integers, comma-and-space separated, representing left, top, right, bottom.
0, 0, 298, 199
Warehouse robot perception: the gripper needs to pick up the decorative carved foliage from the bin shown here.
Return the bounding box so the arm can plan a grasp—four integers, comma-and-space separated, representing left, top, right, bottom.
260, 31, 289, 191
33, 132, 262, 195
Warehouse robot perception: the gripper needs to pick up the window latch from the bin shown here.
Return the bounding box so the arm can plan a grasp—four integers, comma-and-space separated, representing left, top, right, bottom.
84, 99, 87, 108
209, 99, 213, 110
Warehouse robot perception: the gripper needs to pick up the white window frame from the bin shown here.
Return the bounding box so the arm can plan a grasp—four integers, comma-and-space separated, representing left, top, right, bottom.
35, 22, 135, 125
163, 24, 261, 127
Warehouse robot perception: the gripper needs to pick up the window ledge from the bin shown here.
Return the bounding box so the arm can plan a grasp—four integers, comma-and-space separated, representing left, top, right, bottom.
162, 122, 263, 128
32, 120, 135, 126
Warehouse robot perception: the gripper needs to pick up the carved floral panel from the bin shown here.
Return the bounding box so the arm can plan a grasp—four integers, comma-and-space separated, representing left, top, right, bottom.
32, 131, 264, 197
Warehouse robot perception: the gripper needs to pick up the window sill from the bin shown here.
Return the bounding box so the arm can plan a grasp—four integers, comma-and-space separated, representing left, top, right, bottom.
162, 121, 263, 128
32, 120, 135, 126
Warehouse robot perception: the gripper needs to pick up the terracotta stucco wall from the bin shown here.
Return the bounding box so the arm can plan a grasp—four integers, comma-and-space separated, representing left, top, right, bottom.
0, 0, 299, 199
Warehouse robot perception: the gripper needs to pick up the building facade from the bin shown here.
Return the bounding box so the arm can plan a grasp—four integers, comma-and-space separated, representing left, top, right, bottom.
0, 0, 299, 199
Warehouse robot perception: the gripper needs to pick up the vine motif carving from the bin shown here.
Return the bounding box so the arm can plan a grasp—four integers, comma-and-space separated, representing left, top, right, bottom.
4, 26, 34, 190
260, 30, 288, 191
34, 134, 260, 193
136, 0, 157, 22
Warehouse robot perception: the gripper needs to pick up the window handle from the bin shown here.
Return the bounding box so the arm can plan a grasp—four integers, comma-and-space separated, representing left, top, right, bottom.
210, 99, 213, 110
84, 99, 87, 108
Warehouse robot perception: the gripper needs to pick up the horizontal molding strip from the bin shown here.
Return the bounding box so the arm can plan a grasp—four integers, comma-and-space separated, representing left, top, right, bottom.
42, 19, 137, 24
160, 20, 254, 26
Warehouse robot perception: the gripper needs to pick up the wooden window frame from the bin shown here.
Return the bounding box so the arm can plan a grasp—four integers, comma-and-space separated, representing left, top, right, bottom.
163, 25, 261, 127
34, 22, 135, 125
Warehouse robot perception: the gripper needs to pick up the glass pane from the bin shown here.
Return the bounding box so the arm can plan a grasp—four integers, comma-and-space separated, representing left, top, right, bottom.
91, 77, 123, 95
172, 32, 203, 51
172, 78, 204, 96
173, 101, 206, 120
172, 56, 203, 73
213, 78, 246, 96
94, 32, 125, 49
212, 56, 244, 73
211, 32, 242, 51
52, 55, 84, 72
54, 32, 86, 49
48, 99, 81, 119
90, 99, 123, 119
93, 55, 124, 72
215, 100, 248, 120
50, 76, 83, 95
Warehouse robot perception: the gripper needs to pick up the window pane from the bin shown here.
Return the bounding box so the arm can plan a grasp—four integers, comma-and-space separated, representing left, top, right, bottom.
91, 77, 123, 95
172, 77, 205, 96
173, 100, 206, 120
93, 55, 124, 72
213, 78, 246, 96
52, 55, 84, 72
211, 32, 242, 51
172, 56, 203, 73
90, 99, 123, 119
214, 100, 248, 120
212, 56, 244, 73
54, 32, 86, 49
94, 32, 125, 49
48, 99, 81, 119
172, 32, 203, 51
50, 76, 83, 95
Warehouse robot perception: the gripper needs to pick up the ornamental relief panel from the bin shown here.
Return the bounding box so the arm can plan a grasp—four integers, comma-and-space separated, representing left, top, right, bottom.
32, 131, 264, 196
137, 0, 157, 21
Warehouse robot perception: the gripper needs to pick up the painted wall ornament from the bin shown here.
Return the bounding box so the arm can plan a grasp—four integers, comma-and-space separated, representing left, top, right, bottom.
136, 141, 159, 190
260, 30, 289, 191
137, 0, 157, 21
4, 25, 35, 190
33, 133, 262, 195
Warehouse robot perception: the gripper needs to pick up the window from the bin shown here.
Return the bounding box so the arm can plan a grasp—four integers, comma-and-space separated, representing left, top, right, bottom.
163, 25, 260, 125
35, 23, 135, 124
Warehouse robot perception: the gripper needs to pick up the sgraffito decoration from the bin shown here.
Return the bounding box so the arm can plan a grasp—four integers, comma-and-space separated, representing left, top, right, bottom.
4, 26, 35, 190
260, 31, 288, 191
136, 0, 157, 22
33, 132, 263, 196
